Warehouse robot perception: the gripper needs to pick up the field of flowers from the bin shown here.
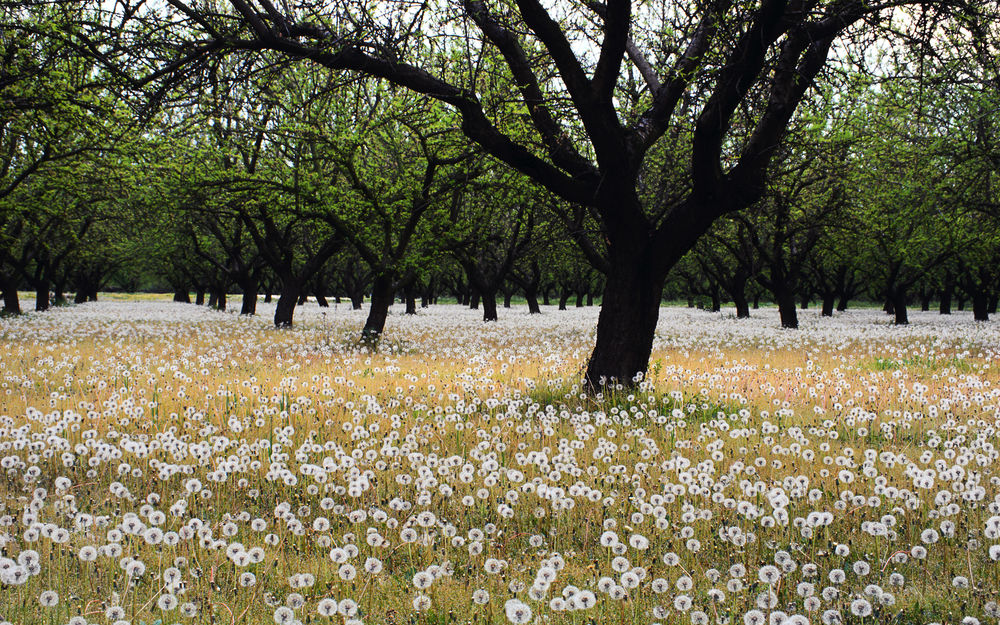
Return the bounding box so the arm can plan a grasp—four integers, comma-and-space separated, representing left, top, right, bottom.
1, 300, 999, 625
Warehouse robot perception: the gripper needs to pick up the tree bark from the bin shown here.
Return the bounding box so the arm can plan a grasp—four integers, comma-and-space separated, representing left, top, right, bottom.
195, 289, 205, 306
481, 290, 498, 322
892, 291, 908, 325
525, 284, 541, 314
274, 279, 301, 327
776, 290, 798, 329
734, 292, 750, 319
972, 291, 989, 322
173, 289, 191, 303
0, 276, 20, 315
821, 292, 835, 317
240, 283, 258, 315
502, 289, 512, 308
584, 258, 663, 387
404, 281, 417, 315
558, 288, 570, 310
575, 291, 585, 307
35, 284, 50, 312
362, 273, 395, 340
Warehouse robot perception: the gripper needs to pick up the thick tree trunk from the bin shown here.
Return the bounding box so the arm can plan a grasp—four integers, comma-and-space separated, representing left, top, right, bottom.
585, 259, 663, 387
362, 273, 394, 340
502, 289, 513, 308
587, 292, 594, 306
687, 296, 695, 308
195, 289, 205, 306
957, 295, 965, 311
776, 290, 798, 329
883, 299, 894, 315
542, 288, 551, 306
74, 290, 88, 304
734, 292, 750, 319
972, 291, 989, 322
349, 288, 364, 310
208, 292, 218, 308
821, 292, 835, 317
1, 278, 20, 315
481, 290, 499, 321
274, 279, 301, 327
920, 291, 931, 312
709, 289, 721, 313
240, 284, 258, 315
216, 290, 227, 311
173, 289, 191, 303
575, 291, 584, 308
35, 284, 50, 312
558, 288, 570, 311
315, 293, 329, 307
892, 292, 908, 325
836, 295, 848, 311
469, 291, 480, 310
800, 294, 809, 310
525, 284, 541, 314
404, 281, 417, 315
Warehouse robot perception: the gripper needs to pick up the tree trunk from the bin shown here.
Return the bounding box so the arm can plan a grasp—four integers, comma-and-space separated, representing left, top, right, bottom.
208, 291, 218, 308
196, 289, 205, 306
404, 281, 417, 315
836, 295, 848, 311
362, 273, 394, 340
525, 284, 541, 314
264, 284, 272, 303
709, 289, 721, 313
776, 290, 798, 329
734, 292, 750, 319
892, 291, 908, 325
173, 289, 190, 303
349, 288, 364, 310
575, 291, 584, 307
800, 294, 809, 309
469, 291, 480, 310
542, 288, 551, 306
74, 290, 88, 304
274, 279, 301, 327
957, 295, 965, 311
502, 289, 512, 308
883, 299, 894, 315
587, 292, 594, 306
821, 292, 835, 317
972, 291, 989, 322
558, 288, 570, 311
584, 259, 663, 387
938, 277, 953, 314
1, 277, 20, 315
240, 283, 258, 315
920, 291, 931, 312
753, 293, 761, 309
35, 284, 50, 312
216, 289, 227, 312
482, 290, 498, 322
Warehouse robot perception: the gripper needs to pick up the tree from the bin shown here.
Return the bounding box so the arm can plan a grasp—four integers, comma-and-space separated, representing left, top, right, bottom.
98, 0, 987, 385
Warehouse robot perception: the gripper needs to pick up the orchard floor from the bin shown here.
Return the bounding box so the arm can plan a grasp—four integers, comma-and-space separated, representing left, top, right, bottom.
1, 300, 999, 625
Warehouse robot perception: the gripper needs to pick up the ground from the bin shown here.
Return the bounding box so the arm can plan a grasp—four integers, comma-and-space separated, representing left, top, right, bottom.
0, 299, 999, 625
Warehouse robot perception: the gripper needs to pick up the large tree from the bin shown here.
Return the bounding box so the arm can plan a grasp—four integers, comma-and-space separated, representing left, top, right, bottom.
93, 0, 986, 383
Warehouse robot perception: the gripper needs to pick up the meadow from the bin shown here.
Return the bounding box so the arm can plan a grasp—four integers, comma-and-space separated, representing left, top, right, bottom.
1, 300, 998, 625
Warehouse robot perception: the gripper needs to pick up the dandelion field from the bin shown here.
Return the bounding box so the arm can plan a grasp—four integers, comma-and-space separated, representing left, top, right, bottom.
1, 301, 999, 625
